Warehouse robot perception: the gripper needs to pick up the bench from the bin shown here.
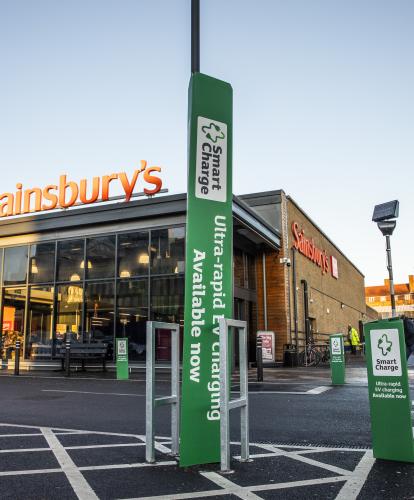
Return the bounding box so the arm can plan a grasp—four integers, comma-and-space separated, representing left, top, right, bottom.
56, 342, 108, 373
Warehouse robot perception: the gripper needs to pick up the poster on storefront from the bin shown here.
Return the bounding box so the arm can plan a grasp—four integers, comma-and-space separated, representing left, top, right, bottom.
257, 331, 275, 362
180, 73, 233, 467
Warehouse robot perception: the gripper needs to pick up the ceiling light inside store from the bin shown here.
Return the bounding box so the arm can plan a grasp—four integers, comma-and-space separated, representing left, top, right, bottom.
31, 259, 39, 274
80, 260, 92, 269
138, 253, 149, 265
70, 273, 81, 282
120, 270, 131, 278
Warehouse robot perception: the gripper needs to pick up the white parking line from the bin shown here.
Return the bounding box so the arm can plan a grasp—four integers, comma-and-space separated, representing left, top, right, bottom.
247, 385, 333, 395
0, 433, 42, 437
0, 447, 49, 453
42, 389, 145, 397
0, 422, 374, 500
335, 450, 375, 499
307, 385, 332, 394
41, 427, 99, 500
0, 468, 62, 477
66, 443, 145, 450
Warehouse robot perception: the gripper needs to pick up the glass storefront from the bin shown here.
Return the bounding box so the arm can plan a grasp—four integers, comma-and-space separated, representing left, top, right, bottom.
0, 224, 256, 363
0, 226, 185, 363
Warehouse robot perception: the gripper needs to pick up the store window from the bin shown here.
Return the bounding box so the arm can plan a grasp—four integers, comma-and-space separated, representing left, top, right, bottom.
86, 236, 115, 280
1, 287, 26, 361
57, 240, 85, 282
29, 243, 55, 283
3, 246, 28, 285
26, 286, 54, 359
151, 276, 184, 361
151, 227, 185, 275
116, 279, 148, 361
55, 284, 84, 344
117, 232, 149, 278
85, 282, 115, 357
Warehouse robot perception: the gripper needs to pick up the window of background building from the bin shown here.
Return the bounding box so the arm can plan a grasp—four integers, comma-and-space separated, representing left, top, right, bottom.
29, 243, 55, 283
116, 279, 148, 361
405, 294, 411, 301
118, 232, 149, 278
55, 284, 84, 343
57, 240, 85, 282
233, 249, 244, 288
86, 236, 116, 280
380, 296, 387, 302
368, 297, 375, 303
26, 285, 54, 359
247, 254, 256, 289
1, 287, 26, 360
3, 246, 28, 285
85, 281, 115, 358
151, 227, 185, 275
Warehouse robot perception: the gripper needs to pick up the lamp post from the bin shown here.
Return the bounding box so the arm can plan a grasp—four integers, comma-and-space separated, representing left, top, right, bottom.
372, 200, 399, 318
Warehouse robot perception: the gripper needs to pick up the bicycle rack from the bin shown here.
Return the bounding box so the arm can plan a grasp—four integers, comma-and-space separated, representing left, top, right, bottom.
219, 318, 250, 472
145, 321, 180, 463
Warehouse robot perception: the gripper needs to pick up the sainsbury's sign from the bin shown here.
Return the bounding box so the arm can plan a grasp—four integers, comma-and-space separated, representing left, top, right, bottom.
0, 160, 162, 218
291, 221, 338, 278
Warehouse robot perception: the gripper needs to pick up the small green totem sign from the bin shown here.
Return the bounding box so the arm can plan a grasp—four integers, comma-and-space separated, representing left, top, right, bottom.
330, 334, 345, 385
116, 338, 129, 380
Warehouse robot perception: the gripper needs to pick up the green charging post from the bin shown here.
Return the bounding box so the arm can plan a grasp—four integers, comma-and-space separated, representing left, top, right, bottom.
116, 338, 129, 380
330, 334, 345, 385
364, 318, 414, 462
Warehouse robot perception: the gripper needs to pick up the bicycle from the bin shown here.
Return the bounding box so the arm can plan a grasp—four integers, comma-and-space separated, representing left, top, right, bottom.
298, 338, 322, 367
317, 343, 331, 365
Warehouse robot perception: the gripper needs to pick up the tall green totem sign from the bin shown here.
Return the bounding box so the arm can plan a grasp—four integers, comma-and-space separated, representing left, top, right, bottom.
180, 73, 233, 467
364, 318, 414, 462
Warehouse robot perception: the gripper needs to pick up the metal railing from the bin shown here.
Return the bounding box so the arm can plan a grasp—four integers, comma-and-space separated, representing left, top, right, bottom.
145, 321, 180, 463
219, 318, 249, 472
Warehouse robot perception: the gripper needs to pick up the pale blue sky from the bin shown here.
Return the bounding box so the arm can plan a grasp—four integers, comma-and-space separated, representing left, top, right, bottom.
0, 0, 413, 284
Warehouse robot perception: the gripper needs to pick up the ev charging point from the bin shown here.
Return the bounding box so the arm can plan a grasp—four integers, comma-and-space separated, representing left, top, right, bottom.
364, 318, 414, 463
330, 334, 345, 385
116, 338, 129, 380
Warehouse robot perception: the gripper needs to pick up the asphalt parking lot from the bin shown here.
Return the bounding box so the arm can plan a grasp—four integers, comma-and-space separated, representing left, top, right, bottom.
0, 368, 413, 499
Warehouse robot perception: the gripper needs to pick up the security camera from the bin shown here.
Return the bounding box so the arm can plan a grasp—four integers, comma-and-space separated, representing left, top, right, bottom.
279, 257, 291, 267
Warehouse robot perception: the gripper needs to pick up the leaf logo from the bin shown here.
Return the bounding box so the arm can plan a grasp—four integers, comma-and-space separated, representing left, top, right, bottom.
377, 333, 392, 356
202, 122, 225, 143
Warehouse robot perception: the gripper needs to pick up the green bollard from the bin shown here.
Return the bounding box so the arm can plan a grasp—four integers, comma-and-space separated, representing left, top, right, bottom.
116, 338, 129, 380
364, 318, 414, 463
330, 334, 345, 385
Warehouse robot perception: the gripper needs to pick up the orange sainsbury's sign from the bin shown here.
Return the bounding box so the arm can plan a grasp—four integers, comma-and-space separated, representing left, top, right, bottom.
0, 160, 162, 218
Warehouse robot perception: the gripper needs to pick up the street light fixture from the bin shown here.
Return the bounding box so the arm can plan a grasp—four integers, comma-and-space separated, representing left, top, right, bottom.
372, 200, 399, 318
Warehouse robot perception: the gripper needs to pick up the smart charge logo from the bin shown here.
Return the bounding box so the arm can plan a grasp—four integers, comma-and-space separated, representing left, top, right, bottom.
371, 329, 401, 377
195, 117, 227, 202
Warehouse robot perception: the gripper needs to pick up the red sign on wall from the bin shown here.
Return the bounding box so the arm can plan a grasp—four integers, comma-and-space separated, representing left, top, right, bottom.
331, 255, 339, 279
291, 222, 339, 279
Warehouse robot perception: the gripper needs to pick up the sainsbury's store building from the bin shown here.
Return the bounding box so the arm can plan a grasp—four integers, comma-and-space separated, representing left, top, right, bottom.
0, 185, 367, 368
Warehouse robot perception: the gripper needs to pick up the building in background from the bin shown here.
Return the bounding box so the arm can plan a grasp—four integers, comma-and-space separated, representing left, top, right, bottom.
242, 191, 368, 359
365, 276, 414, 319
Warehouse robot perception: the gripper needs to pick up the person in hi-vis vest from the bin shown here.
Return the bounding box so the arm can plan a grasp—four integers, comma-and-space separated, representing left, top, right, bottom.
348, 324, 359, 355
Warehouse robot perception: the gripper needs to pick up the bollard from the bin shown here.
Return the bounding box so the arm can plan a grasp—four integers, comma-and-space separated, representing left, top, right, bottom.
14, 340, 20, 376
256, 336, 263, 382
65, 339, 71, 377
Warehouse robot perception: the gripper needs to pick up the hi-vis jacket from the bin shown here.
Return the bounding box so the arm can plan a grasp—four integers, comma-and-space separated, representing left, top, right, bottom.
350, 328, 360, 346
